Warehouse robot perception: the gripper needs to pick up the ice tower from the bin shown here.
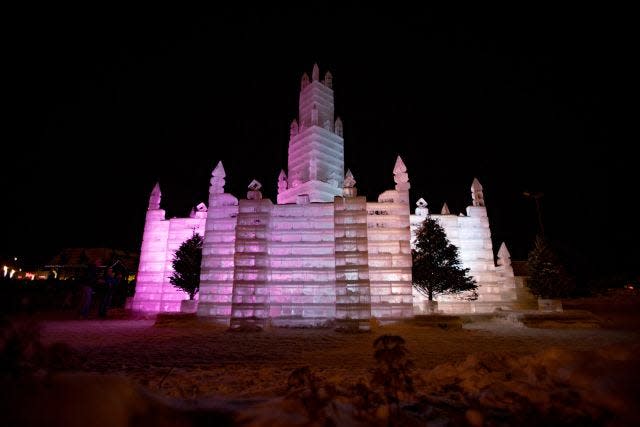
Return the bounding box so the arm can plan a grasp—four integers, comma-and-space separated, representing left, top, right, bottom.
278, 64, 344, 204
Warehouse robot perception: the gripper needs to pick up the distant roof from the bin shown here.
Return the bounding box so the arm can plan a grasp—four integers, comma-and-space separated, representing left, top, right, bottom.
47, 248, 139, 271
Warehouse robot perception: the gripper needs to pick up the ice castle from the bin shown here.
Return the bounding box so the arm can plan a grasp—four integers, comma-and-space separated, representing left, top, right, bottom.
132, 64, 520, 327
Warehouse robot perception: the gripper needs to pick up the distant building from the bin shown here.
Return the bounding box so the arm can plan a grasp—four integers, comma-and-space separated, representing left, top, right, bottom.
46, 248, 139, 280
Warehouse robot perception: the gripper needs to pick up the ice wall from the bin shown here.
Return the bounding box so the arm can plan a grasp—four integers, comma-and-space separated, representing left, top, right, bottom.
132, 183, 206, 312
410, 179, 517, 313
268, 202, 337, 326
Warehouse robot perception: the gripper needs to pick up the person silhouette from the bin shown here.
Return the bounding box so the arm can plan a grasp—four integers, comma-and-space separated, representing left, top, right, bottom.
98, 267, 117, 318
79, 262, 97, 319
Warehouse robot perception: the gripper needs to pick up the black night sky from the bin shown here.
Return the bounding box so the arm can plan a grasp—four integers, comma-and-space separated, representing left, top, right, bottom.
4, 5, 635, 277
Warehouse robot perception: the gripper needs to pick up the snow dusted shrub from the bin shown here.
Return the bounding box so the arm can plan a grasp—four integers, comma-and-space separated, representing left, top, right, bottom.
371, 335, 415, 418
286, 366, 338, 420
350, 380, 384, 419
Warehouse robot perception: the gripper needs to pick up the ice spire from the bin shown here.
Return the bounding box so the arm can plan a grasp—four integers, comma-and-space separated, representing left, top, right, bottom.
290, 119, 298, 138
344, 169, 356, 187
148, 182, 161, 210
277, 169, 288, 194
497, 242, 511, 266
441, 203, 450, 215
393, 155, 410, 191
471, 177, 485, 207
312, 63, 320, 81
324, 71, 333, 88
343, 169, 357, 197
210, 161, 226, 194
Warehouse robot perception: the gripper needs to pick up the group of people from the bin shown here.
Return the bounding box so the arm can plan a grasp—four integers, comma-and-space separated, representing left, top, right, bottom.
78, 264, 123, 319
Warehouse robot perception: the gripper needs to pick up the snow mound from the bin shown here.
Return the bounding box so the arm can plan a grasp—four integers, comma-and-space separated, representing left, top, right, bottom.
421, 343, 640, 425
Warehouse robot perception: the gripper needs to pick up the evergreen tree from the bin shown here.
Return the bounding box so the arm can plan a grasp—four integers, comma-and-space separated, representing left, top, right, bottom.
169, 233, 203, 300
412, 216, 477, 301
526, 235, 574, 298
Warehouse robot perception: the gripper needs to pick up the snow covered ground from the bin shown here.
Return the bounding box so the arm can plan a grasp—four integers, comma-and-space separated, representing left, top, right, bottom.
2, 290, 639, 426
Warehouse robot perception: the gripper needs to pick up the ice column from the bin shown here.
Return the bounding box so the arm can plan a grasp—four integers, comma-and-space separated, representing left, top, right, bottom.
367, 156, 414, 320
197, 162, 239, 324
229, 180, 272, 328
132, 183, 170, 312
334, 172, 371, 330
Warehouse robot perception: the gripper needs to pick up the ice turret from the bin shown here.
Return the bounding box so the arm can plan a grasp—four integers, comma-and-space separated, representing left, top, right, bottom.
441, 203, 450, 215
393, 155, 410, 192
247, 179, 262, 200
277, 170, 288, 194
279, 64, 342, 204
497, 242, 511, 267
343, 169, 357, 197
471, 178, 485, 207
415, 198, 428, 216
344, 169, 356, 186
210, 161, 226, 194
149, 182, 161, 210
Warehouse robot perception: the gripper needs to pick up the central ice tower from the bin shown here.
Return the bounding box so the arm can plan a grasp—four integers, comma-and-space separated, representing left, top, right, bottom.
278, 64, 344, 204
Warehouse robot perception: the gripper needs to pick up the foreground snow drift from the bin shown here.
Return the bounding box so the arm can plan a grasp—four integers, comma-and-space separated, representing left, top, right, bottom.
2, 343, 638, 426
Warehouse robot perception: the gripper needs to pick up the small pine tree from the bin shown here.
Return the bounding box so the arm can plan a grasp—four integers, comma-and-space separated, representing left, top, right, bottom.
169, 233, 203, 300
527, 235, 574, 298
412, 216, 477, 301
